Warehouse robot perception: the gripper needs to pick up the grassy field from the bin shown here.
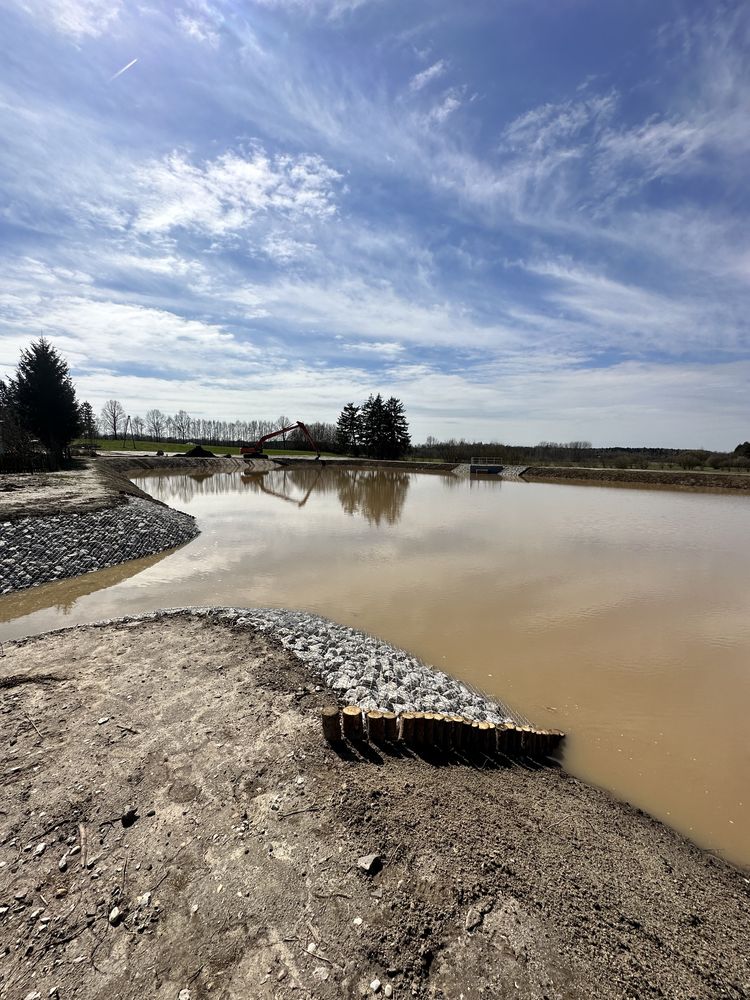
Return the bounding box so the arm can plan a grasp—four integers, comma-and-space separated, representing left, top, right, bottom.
73, 439, 339, 458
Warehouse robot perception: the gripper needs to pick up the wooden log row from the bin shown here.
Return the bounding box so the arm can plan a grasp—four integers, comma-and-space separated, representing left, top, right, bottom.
322, 706, 565, 757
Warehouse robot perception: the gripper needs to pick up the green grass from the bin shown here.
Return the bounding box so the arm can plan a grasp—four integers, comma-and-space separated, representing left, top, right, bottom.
73, 438, 339, 458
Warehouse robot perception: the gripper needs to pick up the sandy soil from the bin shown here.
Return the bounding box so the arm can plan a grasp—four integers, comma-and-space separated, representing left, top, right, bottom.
1, 613, 749, 1000
0, 461, 158, 521
0, 464, 116, 519
0, 459, 249, 522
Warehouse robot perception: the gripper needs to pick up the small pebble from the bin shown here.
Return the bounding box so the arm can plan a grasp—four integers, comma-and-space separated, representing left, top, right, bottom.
370, 979, 382, 993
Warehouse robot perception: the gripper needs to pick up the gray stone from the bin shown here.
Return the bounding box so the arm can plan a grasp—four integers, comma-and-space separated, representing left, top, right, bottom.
357, 853, 383, 875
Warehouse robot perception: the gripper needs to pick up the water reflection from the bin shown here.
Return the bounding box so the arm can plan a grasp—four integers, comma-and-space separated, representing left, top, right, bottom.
145, 465, 413, 526
0, 547, 176, 622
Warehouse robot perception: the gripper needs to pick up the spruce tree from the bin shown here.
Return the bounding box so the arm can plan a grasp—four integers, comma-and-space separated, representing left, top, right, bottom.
357, 393, 411, 459
384, 396, 411, 459
360, 393, 385, 458
336, 403, 361, 454
78, 401, 98, 445
8, 337, 80, 466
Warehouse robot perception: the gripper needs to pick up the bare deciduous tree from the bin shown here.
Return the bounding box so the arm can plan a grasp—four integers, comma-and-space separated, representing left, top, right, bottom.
145, 408, 166, 440
100, 399, 126, 439
172, 410, 192, 442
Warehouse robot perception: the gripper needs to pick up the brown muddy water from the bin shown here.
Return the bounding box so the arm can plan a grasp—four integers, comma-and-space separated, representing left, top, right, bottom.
2, 466, 749, 868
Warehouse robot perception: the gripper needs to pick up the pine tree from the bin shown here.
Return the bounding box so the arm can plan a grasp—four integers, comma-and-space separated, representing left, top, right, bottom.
360, 393, 386, 458
8, 337, 80, 466
336, 403, 362, 454
78, 401, 97, 445
384, 396, 411, 459
356, 393, 411, 459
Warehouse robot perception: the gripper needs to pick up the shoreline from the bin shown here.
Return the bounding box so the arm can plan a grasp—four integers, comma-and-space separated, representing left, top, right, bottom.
522, 464, 750, 492
1, 609, 748, 999
3, 456, 747, 600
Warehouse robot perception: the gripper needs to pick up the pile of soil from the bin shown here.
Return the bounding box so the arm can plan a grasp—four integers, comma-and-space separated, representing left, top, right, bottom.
182, 446, 216, 458
1, 613, 748, 999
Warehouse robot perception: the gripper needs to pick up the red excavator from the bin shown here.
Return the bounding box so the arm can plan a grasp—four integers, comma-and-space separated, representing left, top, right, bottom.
240, 421, 321, 460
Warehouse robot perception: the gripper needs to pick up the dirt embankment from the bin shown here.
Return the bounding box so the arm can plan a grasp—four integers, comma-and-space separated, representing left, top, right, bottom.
103, 456, 249, 476
0, 461, 199, 595
1, 612, 748, 1000
523, 466, 750, 492
0, 462, 153, 522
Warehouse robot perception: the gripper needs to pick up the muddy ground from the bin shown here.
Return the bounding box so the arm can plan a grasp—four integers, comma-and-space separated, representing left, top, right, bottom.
1, 613, 748, 1000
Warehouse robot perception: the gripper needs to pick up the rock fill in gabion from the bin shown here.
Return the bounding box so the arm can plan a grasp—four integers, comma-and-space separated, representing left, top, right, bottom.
0, 498, 198, 595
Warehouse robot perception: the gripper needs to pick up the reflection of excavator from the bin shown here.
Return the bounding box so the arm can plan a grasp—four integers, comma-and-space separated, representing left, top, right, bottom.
240, 421, 320, 460
241, 465, 325, 507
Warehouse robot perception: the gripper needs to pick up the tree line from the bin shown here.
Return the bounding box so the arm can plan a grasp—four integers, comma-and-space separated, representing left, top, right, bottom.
93, 400, 340, 453
92, 394, 413, 460
3, 336, 747, 473
411, 439, 750, 472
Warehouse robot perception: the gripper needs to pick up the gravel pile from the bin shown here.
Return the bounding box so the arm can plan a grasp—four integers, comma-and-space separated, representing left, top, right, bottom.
233, 608, 523, 724
68, 606, 522, 725
0, 497, 198, 594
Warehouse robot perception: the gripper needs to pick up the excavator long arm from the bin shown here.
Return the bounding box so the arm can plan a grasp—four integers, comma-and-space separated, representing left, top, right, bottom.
241, 421, 320, 458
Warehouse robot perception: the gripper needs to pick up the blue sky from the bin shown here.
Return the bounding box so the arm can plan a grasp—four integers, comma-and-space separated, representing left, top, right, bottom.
1, 0, 748, 447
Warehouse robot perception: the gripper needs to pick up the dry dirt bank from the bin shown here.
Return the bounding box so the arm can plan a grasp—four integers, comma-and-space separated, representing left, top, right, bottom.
523, 466, 750, 492
0, 462, 150, 521
1, 612, 748, 1000
0, 458, 251, 522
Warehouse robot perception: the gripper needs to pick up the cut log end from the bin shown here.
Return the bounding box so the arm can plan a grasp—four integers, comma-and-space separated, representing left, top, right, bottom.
342, 705, 364, 741
367, 711, 385, 744
321, 706, 341, 744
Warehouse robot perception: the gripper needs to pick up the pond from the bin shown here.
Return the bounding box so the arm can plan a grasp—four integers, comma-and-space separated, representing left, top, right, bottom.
2, 466, 749, 868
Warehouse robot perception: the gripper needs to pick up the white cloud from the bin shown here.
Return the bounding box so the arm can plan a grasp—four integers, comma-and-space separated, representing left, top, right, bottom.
247, 0, 381, 18
0, 285, 260, 377
223, 275, 524, 350
341, 340, 405, 356
522, 259, 747, 355
409, 59, 447, 92
427, 91, 462, 124
134, 148, 342, 237
501, 94, 616, 153
261, 233, 317, 262
177, 13, 220, 46
12, 0, 122, 38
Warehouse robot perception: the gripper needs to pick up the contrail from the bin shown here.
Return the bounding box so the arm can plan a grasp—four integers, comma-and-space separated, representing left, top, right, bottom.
109, 58, 138, 82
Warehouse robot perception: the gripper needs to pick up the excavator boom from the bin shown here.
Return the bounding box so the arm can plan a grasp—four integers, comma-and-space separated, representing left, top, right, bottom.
240, 421, 321, 459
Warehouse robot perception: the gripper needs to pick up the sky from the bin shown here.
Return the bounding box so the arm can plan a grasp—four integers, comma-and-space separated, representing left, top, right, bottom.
0, 0, 748, 447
